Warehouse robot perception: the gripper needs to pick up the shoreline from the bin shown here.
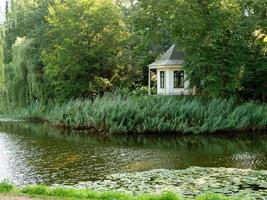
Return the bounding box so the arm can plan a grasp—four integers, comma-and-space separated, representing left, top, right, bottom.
24, 117, 267, 136
1, 167, 267, 200
1, 117, 267, 137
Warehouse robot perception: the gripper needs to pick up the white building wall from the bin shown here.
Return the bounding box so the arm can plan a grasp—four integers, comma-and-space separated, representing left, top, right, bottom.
156, 67, 191, 95
157, 70, 166, 95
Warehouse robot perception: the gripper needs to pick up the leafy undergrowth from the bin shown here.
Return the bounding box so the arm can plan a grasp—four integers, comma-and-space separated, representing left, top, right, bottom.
0, 182, 243, 200
14, 94, 267, 134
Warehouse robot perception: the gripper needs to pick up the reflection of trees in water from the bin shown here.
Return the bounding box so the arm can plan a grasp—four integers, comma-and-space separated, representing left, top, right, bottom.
1, 122, 267, 154
0, 122, 183, 184
0, 121, 266, 181
0, 122, 100, 184
108, 133, 267, 156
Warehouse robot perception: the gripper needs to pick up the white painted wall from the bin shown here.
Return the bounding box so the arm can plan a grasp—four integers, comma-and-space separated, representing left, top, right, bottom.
156, 67, 191, 95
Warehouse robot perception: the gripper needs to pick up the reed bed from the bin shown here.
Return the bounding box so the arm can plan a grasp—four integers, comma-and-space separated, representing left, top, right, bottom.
14, 95, 267, 134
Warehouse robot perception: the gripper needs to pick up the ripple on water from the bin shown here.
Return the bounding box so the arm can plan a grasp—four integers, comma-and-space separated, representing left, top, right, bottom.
0, 122, 267, 185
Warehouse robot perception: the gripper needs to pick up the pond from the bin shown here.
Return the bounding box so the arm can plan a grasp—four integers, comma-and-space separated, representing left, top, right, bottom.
0, 121, 267, 186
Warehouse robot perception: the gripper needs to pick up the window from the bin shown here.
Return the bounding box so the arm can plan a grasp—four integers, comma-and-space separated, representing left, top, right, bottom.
174, 71, 184, 88
160, 71, 165, 89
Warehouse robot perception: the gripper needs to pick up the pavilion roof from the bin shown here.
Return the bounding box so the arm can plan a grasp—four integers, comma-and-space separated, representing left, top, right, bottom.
148, 44, 185, 67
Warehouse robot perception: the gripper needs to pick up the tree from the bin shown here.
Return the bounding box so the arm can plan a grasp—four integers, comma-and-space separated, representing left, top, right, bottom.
42, 0, 127, 100
3, 0, 54, 105
169, 0, 267, 99
1, 0, 266, 103
0, 27, 5, 91
238, 0, 267, 101
4, 37, 42, 106
123, 0, 177, 85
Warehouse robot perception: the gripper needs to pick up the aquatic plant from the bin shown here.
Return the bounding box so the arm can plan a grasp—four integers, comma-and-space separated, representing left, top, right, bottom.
13, 95, 267, 134
196, 193, 238, 200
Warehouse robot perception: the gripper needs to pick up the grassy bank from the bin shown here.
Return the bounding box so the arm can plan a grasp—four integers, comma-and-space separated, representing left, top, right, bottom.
0, 182, 246, 200
13, 95, 267, 134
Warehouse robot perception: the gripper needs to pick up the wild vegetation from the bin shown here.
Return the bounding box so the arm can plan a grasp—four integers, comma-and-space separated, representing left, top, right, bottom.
13, 95, 267, 134
1, 1, 267, 197
0, 0, 266, 134
0, 182, 247, 200
0, 0, 267, 106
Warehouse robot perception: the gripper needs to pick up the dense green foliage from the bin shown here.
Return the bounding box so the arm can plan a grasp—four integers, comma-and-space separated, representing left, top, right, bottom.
0, 182, 246, 200
2, 0, 53, 105
133, 0, 267, 99
42, 0, 127, 99
5, 37, 43, 106
0, 27, 5, 91
1, 0, 267, 106
15, 95, 267, 134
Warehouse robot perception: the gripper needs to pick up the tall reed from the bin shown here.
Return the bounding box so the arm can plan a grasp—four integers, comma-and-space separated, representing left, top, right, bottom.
14, 94, 267, 134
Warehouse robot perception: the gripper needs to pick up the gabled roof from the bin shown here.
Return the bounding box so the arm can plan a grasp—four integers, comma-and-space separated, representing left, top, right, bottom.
148, 44, 185, 67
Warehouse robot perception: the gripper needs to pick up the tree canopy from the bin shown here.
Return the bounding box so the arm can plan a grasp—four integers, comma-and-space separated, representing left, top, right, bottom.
1, 0, 267, 105
42, 0, 127, 99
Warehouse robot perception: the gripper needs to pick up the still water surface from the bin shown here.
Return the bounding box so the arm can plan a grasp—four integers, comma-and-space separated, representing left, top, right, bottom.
0, 122, 266, 186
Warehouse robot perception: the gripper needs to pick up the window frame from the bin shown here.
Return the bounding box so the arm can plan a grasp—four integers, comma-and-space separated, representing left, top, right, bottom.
174, 70, 184, 88
160, 71, 165, 89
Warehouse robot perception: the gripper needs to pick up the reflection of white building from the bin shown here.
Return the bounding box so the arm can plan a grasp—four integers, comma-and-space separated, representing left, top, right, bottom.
148, 44, 193, 95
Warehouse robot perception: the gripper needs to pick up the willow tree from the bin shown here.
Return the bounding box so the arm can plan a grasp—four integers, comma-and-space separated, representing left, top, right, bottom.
3, 0, 54, 106
4, 37, 44, 106
0, 27, 5, 91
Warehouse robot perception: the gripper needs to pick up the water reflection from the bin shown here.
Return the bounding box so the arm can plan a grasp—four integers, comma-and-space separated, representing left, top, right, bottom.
0, 122, 266, 186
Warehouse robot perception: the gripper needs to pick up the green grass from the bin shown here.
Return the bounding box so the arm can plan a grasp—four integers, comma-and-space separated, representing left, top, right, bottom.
11, 94, 267, 134
0, 182, 14, 193
0, 182, 245, 200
